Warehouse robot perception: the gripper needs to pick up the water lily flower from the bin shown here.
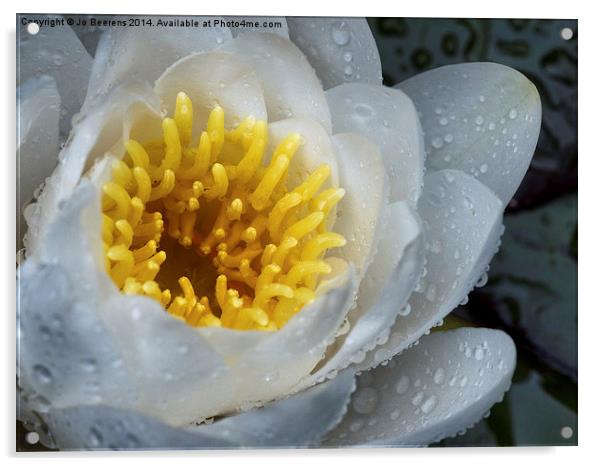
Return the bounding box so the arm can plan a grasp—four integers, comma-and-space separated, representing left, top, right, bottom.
17, 17, 541, 449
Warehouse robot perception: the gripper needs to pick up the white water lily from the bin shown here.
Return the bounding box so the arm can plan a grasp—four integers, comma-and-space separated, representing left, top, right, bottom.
16, 17, 541, 449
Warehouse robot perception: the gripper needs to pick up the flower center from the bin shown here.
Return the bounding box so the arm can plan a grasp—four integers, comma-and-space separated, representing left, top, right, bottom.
101, 92, 346, 331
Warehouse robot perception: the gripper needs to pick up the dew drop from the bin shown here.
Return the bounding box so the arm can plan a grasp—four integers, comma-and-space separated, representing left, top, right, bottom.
444, 133, 454, 143
88, 427, 103, 447
353, 387, 379, 414
354, 103, 374, 118
395, 375, 410, 395
343, 51, 353, 62
433, 368, 445, 384
349, 420, 364, 432
479, 163, 489, 173
475, 115, 484, 125
331, 21, 350, 46
80, 358, 97, 373
33, 364, 53, 385
421, 395, 437, 414
411, 391, 424, 406
508, 108, 518, 119
431, 137, 444, 149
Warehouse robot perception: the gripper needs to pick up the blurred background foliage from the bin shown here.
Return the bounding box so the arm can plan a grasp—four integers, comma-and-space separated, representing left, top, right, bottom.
368, 17, 577, 446
17, 16, 577, 450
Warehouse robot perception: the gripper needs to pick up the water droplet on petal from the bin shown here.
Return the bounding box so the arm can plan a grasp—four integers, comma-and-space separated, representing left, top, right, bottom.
353, 387, 379, 414
331, 21, 350, 46
33, 364, 53, 385
396, 375, 410, 395
431, 137, 444, 149
421, 395, 437, 414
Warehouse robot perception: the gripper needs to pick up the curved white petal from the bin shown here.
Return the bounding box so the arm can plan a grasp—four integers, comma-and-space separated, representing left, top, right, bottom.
287, 17, 382, 89
17, 76, 60, 247
45, 404, 229, 450
19, 181, 234, 426
18, 16, 92, 136
228, 16, 289, 38
330, 133, 387, 279
396, 62, 541, 206
18, 183, 136, 415
327, 83, 424, 205
267, 117, 339, 190
84, 22, 232, 108
154, 51, 267, 132
42, 369, 355, 449
302, 201, 424, 386
24, 81, 162, 256
192, 369, 356, 447
196, 263, 356, 417
359, 169, 504, 369
323, 328, 516, 446
20, 172, 353, 430
220, 32, 332, 133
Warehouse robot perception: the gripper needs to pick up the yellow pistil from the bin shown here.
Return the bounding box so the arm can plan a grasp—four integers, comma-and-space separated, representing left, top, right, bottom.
101, 92, 346, 330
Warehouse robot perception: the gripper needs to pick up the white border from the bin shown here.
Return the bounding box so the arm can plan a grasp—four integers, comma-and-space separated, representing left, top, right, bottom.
2, 0, 597, 464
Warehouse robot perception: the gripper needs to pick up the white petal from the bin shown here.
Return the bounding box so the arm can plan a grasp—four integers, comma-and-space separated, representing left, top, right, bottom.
24, 81, 162, 255
192, 370, 356, 447
287, 17, 382, 89
220, 32, 332, 133
228, 16, 289, 38
18, 183, 136, 414
18, 16, 92, 136
267, 117, 339, 190
42, 370, 355, 449
323, 327, 516, 446
154, 51, 267, 132
359, 169, 504, 369
302, 201, 424, 385
17, 76, 60, 248
97, 294, 234, 425
197, 263, 356, 417
327, 83, 424, 205
19, 181, 233, 426
396, 62, 541, 205
45, 404, 226, 450
330, 133, 387, 279
84, 22, 232, 108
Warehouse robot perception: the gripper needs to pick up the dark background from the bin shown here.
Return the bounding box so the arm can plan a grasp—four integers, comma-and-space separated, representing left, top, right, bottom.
17, 17, 578, 450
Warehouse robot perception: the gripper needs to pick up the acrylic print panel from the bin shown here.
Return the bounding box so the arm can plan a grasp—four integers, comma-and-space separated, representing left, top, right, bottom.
16, 14, 576, 450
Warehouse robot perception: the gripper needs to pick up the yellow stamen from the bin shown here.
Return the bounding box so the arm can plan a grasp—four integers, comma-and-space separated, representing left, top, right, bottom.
101, 93, 346, 331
